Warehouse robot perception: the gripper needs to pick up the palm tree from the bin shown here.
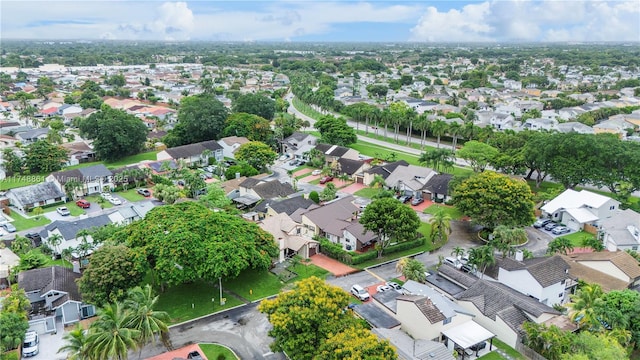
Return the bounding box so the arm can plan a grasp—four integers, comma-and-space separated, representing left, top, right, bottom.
567, 283, 604, 330
428, 208, 452, 245
58, 324, 91, 360
397, 258, 426, 283
47, 233, 63, 259
414, 113, 430, 150
547, 237, 574, 255
405, 108, 417, 146
467, 245, 495, 279
430, 119, 448, 148
395, 257, 409, 275
450, 246, 465, 260
124, 285, 171, 354
448, 122, 463, 151
369, 174, 386, 190
419, 148, 455, 173
86, 302, 140, 360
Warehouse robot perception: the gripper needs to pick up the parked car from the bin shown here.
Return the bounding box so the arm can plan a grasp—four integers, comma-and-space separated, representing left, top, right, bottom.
552, 226, 571, 235
22, 331, 39, 357
137, 188, 151, 197
376, 284, 392, 293
311, 169, 322, 176
385, 282, 406, 294
398, 195, 412, 204
56, 207, 71, 216
108, 197, 122, 205
319, 176, 333, 184
533, 218, 553, 228
458, 255, 470, 265
289, 159, 298, 166
461, 263, 475, 273
469, 341, 487, 352
444, 256, 462, 269
411, 197, 425, 206
100, 192, 113, 200
204, 165, 215, 173
350, 284, 370, 301
2, 222, 16, 233
75, 199, 90, 209
544, 222, 560, 231
186, 351, 203, 360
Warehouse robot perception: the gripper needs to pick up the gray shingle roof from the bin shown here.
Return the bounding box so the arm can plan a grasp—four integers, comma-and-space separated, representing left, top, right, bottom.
43, 214, 113, 241
18, 266, 82, 305
253, 180, 296, 199
423, 173, 453, 195
257, 196, 315, 216
364, 160, 410, 180
498, 255, 569, 288
352, 303, 401, 329
165, 140, 222, 159
8, 182, 66, 205
78, 164, 112, 178
337, 158, 365, 175
315, 143, 350, 157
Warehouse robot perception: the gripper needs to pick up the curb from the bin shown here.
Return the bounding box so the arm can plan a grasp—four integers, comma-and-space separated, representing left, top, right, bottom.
364, 251, 426, 271
168, 303, 249, 329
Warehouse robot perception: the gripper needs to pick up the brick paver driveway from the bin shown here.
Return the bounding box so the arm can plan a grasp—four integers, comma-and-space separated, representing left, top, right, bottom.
309, 254, 358, 276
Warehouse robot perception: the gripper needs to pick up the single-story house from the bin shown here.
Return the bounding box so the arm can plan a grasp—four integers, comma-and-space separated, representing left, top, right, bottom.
385, 165, 437, 197
16, 128, 50, 144
61, 141, 96, 166
362, 160, 410, 186
18, 266, 96, 325
254, 196, 317, 218
335, 157, 370, 183
6, 182, 67, 212
157, 140, 223, 166
422, 174, 454, 202
597, 208, 640, 251
217, 136, 250, 159
238, 178, 296, 201
314, 143, 360, 165
562, 251, 640, 291
40, 214, 113, 255
47, 164, 115, 197
540, 189, 620, 231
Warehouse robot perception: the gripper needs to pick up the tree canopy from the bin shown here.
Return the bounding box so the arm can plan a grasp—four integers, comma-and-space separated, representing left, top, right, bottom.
232, 93, 276, 120
453, 171, 535, 229
222, 112, 273, 143
234, 141, 277, 171
164, 94, 229, 147
79, 106, 149, 161
360, 197, 421, 257
314, 115, 357, 146
24, 140, 68, 174
116, 202, 278, 289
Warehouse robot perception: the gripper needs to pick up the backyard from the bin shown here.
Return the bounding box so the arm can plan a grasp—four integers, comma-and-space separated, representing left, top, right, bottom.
7, 210, 50, 231
557, 231, 596, 247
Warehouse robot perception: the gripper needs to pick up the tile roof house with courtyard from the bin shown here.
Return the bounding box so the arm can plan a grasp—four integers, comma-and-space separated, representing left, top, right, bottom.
156, 140, 223, 165
562, 251, 640, 291
18, 266, 96, 325
597, 208, 640, 251
454, 279, 562, 348
496, 255, 572, 306
47, 164, 114, 196
6, 182, 67, 212
540, 189, 620, 231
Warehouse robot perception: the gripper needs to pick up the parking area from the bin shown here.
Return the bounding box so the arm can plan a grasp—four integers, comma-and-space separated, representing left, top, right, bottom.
28, 320, 67, 360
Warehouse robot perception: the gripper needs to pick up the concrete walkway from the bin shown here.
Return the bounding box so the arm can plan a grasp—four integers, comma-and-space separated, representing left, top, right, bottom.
309, 254, 358, 276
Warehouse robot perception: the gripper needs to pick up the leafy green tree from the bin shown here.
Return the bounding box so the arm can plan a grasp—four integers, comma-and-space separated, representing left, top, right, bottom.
419, 148, 455, 173
581, 236, 604, 252
24, 140, 68, 173
234, 141, 277, 171
124, 285, 170, 352
397, 258, 426, 283
199, 182, 232, 209
224, 162, 259, 180
164, 94, 229, 147
232, 93, 276, 120
314, 115, 357, 146
456, 140, 499, 172
319, 183, 337, 202
0, 312, 29, 350
77, 245, 147, 307
564, 332, 628, 360
522, 322, 572, 360
119, 202, 278, 290
430, 119, 448, 148
429, 208, 452, 245
222, 112, 273, 143
15, 250, 48, 272
452, 171, 535, 229
309, 191, 320, 204
593, 289, 640, 347
1, 148, 23, 175
567, 283, 604, 330
1, 286, 31, 320
547, 237, 575, 256
86, 302, 140, 360
58, 324, 91, 360
360, 197, 421, 258
11, 235, 32, 256
315, 327, 397, 360
79, 107, 148, 161
152, 183, 182, 205
259, 277, 362, 360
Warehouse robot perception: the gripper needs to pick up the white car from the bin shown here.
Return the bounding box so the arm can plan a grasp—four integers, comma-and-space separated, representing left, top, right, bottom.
22, 331, 39, 357
311, 169, 322, 176
350, 284, 370, 301
108, 197, 122, 205
376, 284, 392, 293
56, 207, 71, 216
444, 257, 463, 269
100, 192, 113, 200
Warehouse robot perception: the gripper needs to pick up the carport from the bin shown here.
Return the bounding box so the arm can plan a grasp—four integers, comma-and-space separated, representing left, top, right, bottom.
442, 321, 494, 359
563, 208, 598, 231
232, 195, 260, 209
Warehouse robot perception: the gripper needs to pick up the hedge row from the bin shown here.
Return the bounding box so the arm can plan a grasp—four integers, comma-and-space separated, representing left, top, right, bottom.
318, 237, 425, 265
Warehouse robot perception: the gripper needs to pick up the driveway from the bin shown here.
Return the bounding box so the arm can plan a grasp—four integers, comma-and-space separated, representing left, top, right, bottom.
29, 319, 66, 360
309, 254, 357, 276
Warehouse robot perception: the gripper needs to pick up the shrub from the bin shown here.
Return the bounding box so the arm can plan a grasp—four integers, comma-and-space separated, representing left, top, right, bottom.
382, 237, 425, 255
349, 251, 378, 265
318, 238, 351, 263
309, 191, 320, 204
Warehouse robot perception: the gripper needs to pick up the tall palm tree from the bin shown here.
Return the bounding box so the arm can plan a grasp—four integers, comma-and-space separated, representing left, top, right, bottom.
419, 148, 455, 173
124, 285, 171, 354
414, 113, 430, 150
58, 324, 92, 360
48, 233, 63, 259
448, 122, 463, 151
567, 284, 604, 330
369, 174, 386, 189
86, 302, 140, 360
450, 246, 465, 259
467, 245, 495, 279
398, 258, 426, 283
405, 108, 417, 146
546, 237, 574, 255
428, 209, 452, 245
430, 119, 448, 148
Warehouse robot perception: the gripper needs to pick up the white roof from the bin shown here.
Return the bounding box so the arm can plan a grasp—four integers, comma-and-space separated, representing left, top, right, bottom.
541, 189, 614, 214
441, 321, 494, 349
565, 207, 599, 223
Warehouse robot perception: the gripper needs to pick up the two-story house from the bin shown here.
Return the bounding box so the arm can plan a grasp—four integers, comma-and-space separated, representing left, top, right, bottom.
540, 189, 620, 231
280, 132, 317, 161
217, 136, 250, 159
314, 143, 360, 166
562, 251, 640, 291
48, 164, 115, 197
258, 212, 319, 262
156, 140, 223, 166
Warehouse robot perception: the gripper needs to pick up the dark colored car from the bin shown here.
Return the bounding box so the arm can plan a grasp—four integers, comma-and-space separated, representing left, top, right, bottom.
319, 176, 334, 184
470, 342, 487, 351
411, 197, 425, 206
137, 188, 151, 197
75, 199, 90, 209
186, 351, 203, 360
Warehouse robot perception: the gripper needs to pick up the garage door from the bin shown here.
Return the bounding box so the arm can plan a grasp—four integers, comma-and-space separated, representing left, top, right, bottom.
566, 218, 581, 231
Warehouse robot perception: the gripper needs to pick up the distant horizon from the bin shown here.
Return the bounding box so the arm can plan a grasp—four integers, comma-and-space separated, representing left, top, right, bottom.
2, 1, 638, 43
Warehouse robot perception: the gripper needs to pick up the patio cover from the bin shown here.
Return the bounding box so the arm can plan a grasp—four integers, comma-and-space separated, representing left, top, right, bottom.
565, 207, 598, 223
442, 321, 494, 349
233, 195, 261, 206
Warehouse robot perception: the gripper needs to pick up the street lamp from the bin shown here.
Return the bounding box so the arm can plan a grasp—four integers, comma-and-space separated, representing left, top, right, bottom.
219, 277, 225, 305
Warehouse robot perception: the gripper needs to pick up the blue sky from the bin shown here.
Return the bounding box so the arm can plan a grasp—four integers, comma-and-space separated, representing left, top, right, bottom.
2, 1, 638, 42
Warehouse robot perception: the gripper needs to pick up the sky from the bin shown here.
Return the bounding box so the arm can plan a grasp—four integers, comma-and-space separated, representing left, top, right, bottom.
1, 1, 639, 42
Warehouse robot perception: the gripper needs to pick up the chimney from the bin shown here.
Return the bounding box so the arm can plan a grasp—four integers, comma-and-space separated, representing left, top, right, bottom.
515, 250, 524, 262
235, 172, 240, 179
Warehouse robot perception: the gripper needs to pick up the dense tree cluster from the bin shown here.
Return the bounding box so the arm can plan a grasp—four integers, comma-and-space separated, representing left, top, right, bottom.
314, 115, 357, 146
163, 94, 229, 147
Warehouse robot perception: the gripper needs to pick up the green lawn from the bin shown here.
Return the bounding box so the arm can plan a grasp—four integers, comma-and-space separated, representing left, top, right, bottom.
492, 339, 525, 360
350, 142, 421, 166
83, 195, 113, 209
354, 187, 381, 199
288, 262, 330, 281
354, 129, 442, 152
478, 352, 505, 360
8, 211, 50, 231
117, 188, 148, 202
103, 151, 159, 168
155, 280, 244, 324
423, 204, 464, 220
199, 343, 238, 360
41, 203, 85, 216
223, 268, 283, 302
557, 231, 595, 247
0, 174, 47, 191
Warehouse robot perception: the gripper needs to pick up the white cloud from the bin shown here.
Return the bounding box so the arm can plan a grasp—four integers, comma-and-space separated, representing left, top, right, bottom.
410, 0, 640, 42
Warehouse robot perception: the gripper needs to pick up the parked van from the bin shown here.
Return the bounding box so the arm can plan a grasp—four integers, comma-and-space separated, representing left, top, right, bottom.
350, 284, 370, 301
22, 331, 39, 357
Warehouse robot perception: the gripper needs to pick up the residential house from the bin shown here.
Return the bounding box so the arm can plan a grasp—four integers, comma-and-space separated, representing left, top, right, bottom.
15, 128, 50, 144
593, 117, 632, 138
372, 328, 455, 360
300, 196, 376, 251
280, 132, 318, 161
561, 251, 640, 291
61, 141, 96, 166
454, 279, 562, 348
111, 200, 157, 225
254, 196, 317, 218
48, 164, 115, 197
18, 266, 96, 325
156, 140, 223, 166
555, 122, 595, 134
335, 157, 370, 183
496, 255, 572, 306
6, 182, 67, 212
598, 208, 640, 251
258, 212, 319, 262
422, 174, 454, 202
540, 189, 620, 231
40, 214, 113, 255
385, 165, 437, 198
314, 143, 360, 165
238, 178, 296, 200
0, 247, 20, 289
217, 136, 250, 159
362, 160, 410, 186
521, 118, 558, 131
218, 176, 248, 199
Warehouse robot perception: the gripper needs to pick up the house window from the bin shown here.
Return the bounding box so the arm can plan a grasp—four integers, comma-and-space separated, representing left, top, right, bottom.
632, 246, 638, 251
443, 317, 452, 325
81, 305, 95, 318
610, 205, 616, 210
559, 293, 563, 298
561, 279, 566, 285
